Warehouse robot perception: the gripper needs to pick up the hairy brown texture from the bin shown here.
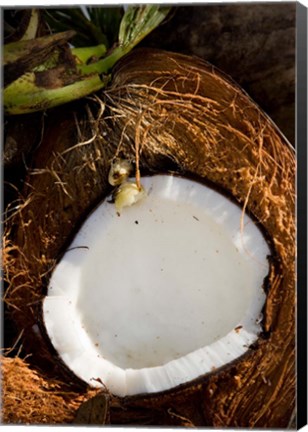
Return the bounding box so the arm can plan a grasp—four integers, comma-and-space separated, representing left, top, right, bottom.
3, 49, 295, 427
143, 3, 296, 143
0, 356, 97, 424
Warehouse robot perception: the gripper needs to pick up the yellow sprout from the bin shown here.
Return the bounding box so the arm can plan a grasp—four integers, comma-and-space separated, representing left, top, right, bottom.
115, 182, 146, 212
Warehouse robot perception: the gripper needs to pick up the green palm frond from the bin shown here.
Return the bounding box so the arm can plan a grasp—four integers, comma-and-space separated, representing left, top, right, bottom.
44, 7, 124, 48
4, 5, 171, 115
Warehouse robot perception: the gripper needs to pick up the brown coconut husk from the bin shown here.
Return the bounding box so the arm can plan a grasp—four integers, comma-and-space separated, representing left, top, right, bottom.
1, 357, 87, 424
0, 355, 100, 424
2, 48, 295, 427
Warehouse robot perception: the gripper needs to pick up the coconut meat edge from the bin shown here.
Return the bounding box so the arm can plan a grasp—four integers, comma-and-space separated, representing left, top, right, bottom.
43, 175, 270, 397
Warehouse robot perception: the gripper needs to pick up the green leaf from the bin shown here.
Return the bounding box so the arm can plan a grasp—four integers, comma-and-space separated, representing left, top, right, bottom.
78, 5, 171, 76
44, 8, 115, 48
3, 70, 106, 115
88, 6, 123, 47
3, 30, 75, 66
71, 44, 107, 64
20, 9, 40, 41
119, 5, 170, 48
4, 5, 171, 115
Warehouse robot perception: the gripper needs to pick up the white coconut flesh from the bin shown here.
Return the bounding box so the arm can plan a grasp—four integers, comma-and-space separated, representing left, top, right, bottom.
43, 175, 270, 397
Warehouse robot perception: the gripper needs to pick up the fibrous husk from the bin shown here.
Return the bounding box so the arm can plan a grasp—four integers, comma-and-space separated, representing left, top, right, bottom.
2, 48, 295, 427
0, 355, 100, 424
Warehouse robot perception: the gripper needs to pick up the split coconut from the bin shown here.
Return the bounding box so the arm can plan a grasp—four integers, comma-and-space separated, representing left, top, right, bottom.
43, 174, 270, 396
3, 49, 295, 427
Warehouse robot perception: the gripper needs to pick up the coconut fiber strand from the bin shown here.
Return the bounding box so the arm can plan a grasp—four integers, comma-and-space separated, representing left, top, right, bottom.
3, 49, 295, 427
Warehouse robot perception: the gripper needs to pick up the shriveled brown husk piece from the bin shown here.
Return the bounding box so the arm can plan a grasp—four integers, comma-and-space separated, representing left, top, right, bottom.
3, 48, 295, 427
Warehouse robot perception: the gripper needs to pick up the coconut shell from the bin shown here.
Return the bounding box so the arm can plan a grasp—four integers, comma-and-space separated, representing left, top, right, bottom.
3, 48, 295, 427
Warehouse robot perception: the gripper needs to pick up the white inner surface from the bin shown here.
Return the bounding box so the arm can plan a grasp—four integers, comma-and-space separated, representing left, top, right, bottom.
43, 175, 270, 396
